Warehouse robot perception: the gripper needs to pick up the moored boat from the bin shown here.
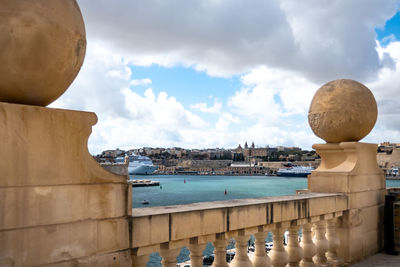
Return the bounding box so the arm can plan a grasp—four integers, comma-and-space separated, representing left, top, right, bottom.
276, 164, 314, 177
115, 153, 158, 175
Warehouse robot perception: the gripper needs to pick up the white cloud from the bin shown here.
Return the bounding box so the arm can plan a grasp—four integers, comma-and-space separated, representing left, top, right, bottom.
130, 78, 152, 86
367, 41, 400, 135
190, 100, 222, 113
240, 66, 319, 115
51, 43, 213, 153
52, 40, 400, 153
280, 0, 399, 82
77, 0, 399, 81
49, 1, 400, 153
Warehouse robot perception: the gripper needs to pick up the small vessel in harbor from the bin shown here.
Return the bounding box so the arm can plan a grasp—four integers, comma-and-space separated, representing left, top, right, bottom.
141, 200, 149, 205
276, 163, 314, 177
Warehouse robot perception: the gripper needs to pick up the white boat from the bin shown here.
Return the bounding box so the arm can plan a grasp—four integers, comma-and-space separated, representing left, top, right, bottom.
276, 164, 314, 177
115, 154, 158, 175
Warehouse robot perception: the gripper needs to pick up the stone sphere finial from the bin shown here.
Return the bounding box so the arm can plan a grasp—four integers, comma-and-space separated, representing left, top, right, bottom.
0, 0, 86, 106
308, 79, 377, 143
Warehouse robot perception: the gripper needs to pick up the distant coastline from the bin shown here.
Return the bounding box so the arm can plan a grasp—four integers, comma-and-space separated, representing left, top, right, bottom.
386, 176, 400, 180
143, 172, 400, 180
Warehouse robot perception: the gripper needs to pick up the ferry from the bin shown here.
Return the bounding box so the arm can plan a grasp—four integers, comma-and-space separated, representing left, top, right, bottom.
276, 163, 314, 177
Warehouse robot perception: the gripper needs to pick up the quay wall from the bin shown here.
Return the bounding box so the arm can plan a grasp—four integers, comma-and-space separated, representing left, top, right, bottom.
101, 162, 128, 176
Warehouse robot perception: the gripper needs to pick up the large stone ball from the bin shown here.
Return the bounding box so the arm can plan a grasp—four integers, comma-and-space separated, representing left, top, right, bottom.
308, 79, 377, 143
0, 0, 86, 106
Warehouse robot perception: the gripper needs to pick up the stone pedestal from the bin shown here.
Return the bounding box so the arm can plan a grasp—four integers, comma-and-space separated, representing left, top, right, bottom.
0, 102, 131, 266
309, 142, 385, 264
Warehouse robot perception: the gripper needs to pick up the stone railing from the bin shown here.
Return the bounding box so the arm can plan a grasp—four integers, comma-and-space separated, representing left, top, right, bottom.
130, 193, 347, 266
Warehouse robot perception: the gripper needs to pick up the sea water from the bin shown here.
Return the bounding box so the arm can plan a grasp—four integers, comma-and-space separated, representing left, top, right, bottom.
131, 175, 400, 266
131, 175, 309, 208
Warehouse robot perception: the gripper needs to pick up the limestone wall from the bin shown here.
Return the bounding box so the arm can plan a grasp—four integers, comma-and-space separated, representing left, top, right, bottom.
0, 103, 131, 267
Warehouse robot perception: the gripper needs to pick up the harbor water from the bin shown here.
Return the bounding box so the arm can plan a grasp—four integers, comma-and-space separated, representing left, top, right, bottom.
131, 175, 309, 208
131, 175, 400, 266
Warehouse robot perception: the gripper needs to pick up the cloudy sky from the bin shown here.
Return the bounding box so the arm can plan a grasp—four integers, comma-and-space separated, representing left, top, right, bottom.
51, 0, 400, 154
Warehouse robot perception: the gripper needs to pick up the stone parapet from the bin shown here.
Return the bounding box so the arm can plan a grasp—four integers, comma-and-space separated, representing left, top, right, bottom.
130, 193, 346, 266
0, 102, 131, 266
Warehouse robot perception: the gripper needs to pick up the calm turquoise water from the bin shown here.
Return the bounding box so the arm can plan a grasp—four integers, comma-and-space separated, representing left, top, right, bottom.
131, 175, 400, 266
131, 175, 308, 208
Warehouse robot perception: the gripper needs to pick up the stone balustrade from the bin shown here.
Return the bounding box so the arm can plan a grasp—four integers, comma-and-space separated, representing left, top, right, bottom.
0, 0, 388, 265
130, 193, 347, 266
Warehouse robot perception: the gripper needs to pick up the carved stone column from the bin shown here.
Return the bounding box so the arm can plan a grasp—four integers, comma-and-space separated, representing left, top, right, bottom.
270, 226, 289, 267
326, 218, 344, 266
308, 79, 385, 264
286, 225, 303, 267
189, 243, 206, 267
300, 223, 316, 267
211, 237, 229, 267
230, 234, 252, 267
313, 220, 329, 266
160, 246, 181, 267
252, 232, 271, 267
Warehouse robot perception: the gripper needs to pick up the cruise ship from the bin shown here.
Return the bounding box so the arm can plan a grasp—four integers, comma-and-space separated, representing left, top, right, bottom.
115, 154, 157, 175
276, 164, 314, 177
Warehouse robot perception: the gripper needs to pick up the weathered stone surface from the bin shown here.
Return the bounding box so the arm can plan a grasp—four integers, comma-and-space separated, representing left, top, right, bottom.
131, 214, 170, 248
309, 142, 385, 193
308, 79, 377, 143
0, 219, 130, 266
0, 102, 126, 186
0, 184, 128, 230
43, 250, 132, 267
130, 193, 346, 248
0, 103, 131, 266
171, 209, 227, 240
310, 142, 385, 263
0, 0, 86, 106
101, 163, 128, 176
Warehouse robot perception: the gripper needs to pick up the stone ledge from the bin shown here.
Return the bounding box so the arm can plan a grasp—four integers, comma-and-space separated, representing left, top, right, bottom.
131, 193, 347, 248
132, 193, 345, 217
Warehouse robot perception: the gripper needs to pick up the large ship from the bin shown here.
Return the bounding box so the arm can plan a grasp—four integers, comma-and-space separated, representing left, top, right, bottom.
276, 163, 314, 177
116, 154, 158, 175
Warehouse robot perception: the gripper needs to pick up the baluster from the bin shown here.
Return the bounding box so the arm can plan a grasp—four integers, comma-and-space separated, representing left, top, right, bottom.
312, 220, 329, 266
252, 231, 271, 267
189, 243, 206, 267
131, 254, 149, 267
159, 245, 181, 267
270, 226, 289, 267
326, 218, 344, 266
211, 237, 229, 267
286, 225, 303, 267
300, 223, 316, 267
230, 234, 252, 267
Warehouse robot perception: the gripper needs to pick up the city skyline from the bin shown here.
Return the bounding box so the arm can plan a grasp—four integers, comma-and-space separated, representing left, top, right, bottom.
51, 0, 400, 154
